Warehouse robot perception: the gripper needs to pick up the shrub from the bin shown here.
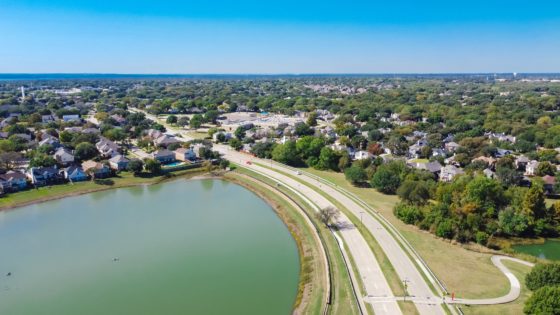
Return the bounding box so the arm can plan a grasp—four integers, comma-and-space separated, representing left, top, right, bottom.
394, 203, 424, 224
526, 263, 560, 291
436, 219, 454, 239
523, 286, 560, 315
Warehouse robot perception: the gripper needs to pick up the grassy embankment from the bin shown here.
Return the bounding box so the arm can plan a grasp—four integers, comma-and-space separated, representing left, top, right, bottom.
231, 167, 360, 315
254, 162, 419, 314
0, 169, 204, 210
301, 168, 535, 313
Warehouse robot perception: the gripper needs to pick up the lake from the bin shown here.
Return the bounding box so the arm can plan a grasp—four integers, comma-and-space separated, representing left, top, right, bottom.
513, 239, 560, 261
0, 179, 299, 314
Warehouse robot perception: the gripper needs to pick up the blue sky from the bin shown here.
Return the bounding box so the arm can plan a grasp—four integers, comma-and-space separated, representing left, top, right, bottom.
1, 0, 559, 73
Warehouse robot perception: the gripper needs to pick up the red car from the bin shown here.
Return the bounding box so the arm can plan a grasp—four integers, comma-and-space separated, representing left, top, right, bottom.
246, 161, 252, 165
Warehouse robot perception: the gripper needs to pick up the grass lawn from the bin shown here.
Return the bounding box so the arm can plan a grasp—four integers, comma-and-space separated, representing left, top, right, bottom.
232, 167, 360, 315
0, 169, 204, 210
300, 168, 520, 302
460, 260, 533, 315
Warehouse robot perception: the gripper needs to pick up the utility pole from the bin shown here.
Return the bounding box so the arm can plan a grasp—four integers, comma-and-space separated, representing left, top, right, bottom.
403, 279, 409, 301
360, 211, 365, 227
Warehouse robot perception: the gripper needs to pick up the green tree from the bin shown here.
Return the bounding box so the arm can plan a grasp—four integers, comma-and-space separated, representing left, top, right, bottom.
315, 147, 339, 171
204, 110, 219, 124
190, 114, 203, 129
228, 138, 243, 151
166, 115, 178, 124
144, 158, 162, 174
523, 183, 547, 222
397, 180, 431, 205
306, 112, 318, 126
524, 286, 560, 315
344, 166, 367, 185
177, 116, 190, 127
234, 126, 246, 140
371, 164, 401, 194
394, 202, 424, 224
271, 141, 300, 166
526, 263, 560, 291
127, 159, 144, 175
74, 142, 98, 161
536, 161, 556, 176
29, 153, 56, 168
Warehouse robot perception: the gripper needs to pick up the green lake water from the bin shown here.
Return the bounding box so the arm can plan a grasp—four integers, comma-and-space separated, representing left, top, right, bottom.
513, 239, 560, 261
0, 179, 299, 315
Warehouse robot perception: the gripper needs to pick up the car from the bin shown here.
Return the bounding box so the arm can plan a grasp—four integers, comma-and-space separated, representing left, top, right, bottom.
246, 161, 252, 165
295, 171, 301, 175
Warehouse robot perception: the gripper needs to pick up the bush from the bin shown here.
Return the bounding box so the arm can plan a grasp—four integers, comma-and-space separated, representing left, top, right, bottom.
523, 286, 560, 315
436, 219, 454, 239
475, 231, 489, 245
526, 263, 560, 291
344, 166, 367, 185
370, 164, 401, 194
394, 203, 424, 225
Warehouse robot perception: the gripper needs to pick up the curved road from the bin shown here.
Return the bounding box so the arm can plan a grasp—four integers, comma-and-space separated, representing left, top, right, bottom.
131, 108, 536, 314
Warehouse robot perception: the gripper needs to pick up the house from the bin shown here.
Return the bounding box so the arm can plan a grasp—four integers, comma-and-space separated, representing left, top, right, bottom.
0, 171, 28, 191
39, 136, 60, 148
108, 155, 130, 171
53, 147, 75, 166
495, 148, 512, 158
41, 115, 56, 124
409, 161, 442, 175
444, 141, 460, 153
27, 167, 62, 186
82, 160, 112, 178
62, 114, 81, 122
151, 149, 175, 163
515, 155, 530, 170
542, 175, 556, 195
154, 134, 181, 148
96, 137, 120, 158
525, 160, 539, 176
440, 165, 465, 182
175, 147, 196, 162
145, 129, 164, 140
472, 156, 497, 168
432, 148, 446, 158
82, 128, 100, 134
63, 165, 88, 182
354, 150, 373, 160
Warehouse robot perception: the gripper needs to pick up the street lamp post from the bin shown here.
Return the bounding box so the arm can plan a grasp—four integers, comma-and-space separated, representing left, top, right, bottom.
403, 279, 409, 301
360, 211, 365, 226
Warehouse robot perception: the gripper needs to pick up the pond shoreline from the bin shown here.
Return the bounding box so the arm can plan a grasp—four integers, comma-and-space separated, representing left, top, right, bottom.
0, 168, 206, 212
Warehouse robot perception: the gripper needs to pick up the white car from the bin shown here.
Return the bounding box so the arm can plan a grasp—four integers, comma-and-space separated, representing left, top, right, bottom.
295, 171, 302, 175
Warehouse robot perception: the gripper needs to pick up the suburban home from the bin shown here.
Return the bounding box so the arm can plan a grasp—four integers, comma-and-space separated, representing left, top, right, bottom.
53, 147, 75, 165
108, 155, 130, 171
192, 144, 207, 158
62, 114, 81, 122
409, 161, 442, 175
354, 150, 373, 160
0, 171, 28, 191
63, 165, 88, 182
525, 160, 539, 176
495, 148, 513, 158
41, 115, 56, 124
39, 136, 60, 148
27, 167, 62, 186
472, 156, 497, 168
82, 160, 112, 178
444, 141, 460, 153
154, 134, 181, 148
440, 165, 465, 182
151, 149, 175, 163
96, 137, 120, 158
542, 175, 557, 195
175, 147, 196, 161
82, 128, 100, 134
515, 155, 530, 170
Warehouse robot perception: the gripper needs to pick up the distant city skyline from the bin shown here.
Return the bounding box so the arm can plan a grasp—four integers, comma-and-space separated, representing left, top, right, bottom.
1, 0, 559, 73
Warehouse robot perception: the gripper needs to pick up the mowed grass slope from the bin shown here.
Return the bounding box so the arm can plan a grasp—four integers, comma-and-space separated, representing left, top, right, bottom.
301, 168, 517, 300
